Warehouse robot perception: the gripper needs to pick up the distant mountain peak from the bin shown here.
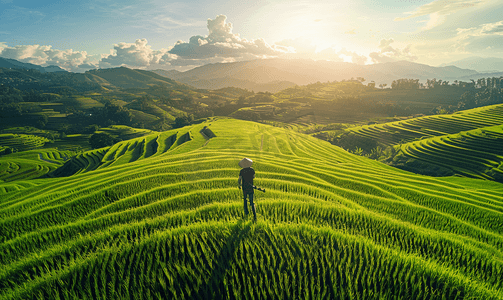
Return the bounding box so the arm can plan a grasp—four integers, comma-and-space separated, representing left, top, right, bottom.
0, 57, 69, 73
439, 56, 503, 72
148, 58, 486, 92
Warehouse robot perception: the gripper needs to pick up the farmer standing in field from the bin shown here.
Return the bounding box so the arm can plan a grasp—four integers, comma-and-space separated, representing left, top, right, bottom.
238, 157, 257, 221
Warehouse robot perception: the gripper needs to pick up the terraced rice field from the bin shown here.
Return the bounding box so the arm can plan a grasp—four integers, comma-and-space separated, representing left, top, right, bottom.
98, 125, 155, 140
0, 149, 73, 183
0, 118, 502, 299
400, 125, 503, 181
347, 104, 503, 146
0, 134, 50, 152
50, 128, 183, 177
50, 134, 92, 152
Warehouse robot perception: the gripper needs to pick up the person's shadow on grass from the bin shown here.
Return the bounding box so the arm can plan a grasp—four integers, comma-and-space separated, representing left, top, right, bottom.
195, 218, 252, 298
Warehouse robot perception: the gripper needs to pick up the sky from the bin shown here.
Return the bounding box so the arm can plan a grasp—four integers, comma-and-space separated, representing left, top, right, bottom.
0, 0, 502, 72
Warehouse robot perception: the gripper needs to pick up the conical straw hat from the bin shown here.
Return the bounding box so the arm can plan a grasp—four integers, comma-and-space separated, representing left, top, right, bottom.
239, 157, 253, 168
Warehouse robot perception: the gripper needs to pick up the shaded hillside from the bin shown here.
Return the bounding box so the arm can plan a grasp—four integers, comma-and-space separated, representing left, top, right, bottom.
0, 65, 215, 132
456, 71, 503, 82
49, 127, 193, 177
0, 67, 100, 93
79, 67, 192, 90
229, 78, 502, 125
0, 57, 67, 73
0, 119, 502, 299
152, 69, 296, 93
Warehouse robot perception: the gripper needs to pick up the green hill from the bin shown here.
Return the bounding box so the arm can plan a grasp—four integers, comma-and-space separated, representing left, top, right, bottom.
396, 125, 503, 181
0, 149, 73, 183
346, 104, 503, 146
0, 119, 502, 299
333, 104, 503, 181
79, 67, 192, 90
0, 134, 50, 152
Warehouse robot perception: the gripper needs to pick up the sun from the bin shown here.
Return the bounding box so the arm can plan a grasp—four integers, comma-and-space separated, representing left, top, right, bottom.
270, 12, 343, 55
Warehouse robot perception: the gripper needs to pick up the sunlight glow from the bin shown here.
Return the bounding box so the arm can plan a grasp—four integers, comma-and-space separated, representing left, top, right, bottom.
338, 54, 353, 63
272, 10, 341, 52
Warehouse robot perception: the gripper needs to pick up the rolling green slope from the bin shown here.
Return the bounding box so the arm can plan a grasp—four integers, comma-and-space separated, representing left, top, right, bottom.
335, 104, 503, 181
0, 119, 502, 299
0, 149, 72, 184
347, 103, 503, 146
0, 134, 50, 152
398, 125, 503, 181
78, 67, 191, 90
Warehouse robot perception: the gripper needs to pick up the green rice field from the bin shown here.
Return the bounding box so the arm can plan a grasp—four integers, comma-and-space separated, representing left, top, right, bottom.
0, 118, 502, 299
399, 125, 503, 181
0, 134, 50, 152
341, 104, 503, 181
347, 104, 503, 146
0, 149, 73, 184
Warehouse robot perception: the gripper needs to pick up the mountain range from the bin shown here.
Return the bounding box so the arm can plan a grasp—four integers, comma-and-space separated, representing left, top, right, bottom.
0, 57, 67, 73
152, 58, 503, 92
439, 57, 503, 73
75, 67, 190, 90
2, 56, 503, 93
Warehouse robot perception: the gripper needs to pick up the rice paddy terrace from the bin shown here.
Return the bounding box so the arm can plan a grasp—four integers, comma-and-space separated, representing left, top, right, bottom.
0, 134, 50, 152
399, 125, 503, 181
347, 104, 503, 146
344, 104, 503, 181
1, 118, 503, 299
0, 149, 73, 190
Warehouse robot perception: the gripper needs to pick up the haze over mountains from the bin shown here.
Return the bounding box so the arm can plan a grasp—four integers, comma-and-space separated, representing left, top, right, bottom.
439, 57, 503, 73
75, 67, 189, 90
152, 58, 503, 92
3, 56, 503, 93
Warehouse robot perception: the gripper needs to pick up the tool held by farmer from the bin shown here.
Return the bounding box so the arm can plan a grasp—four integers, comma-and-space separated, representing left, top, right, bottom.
238, 158, 264, 221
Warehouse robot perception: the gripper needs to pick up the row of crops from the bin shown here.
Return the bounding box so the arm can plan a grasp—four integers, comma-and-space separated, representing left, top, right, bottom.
0, 134, 50, 152
399, 125, 503, 181
0, 118, 502, 299
49, 127, 195, 177
341, 104, 503, 182
0, 149, 74, 183
347, 103, 503, 146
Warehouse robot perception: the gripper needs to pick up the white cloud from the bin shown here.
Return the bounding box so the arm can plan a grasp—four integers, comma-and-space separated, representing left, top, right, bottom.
369, 39, 418, 63
395, 0, 484, 20
452, 20, 503, 53
457, 20, 503, 36
99, 38, 176, 69
421, 12, 447, 30
168, 15, 291, 60
275, 38, 368, 64
0, 14, 294, 72
395, 0, 484, 30
0, 14, 380, 72
0, 43, 98, 72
